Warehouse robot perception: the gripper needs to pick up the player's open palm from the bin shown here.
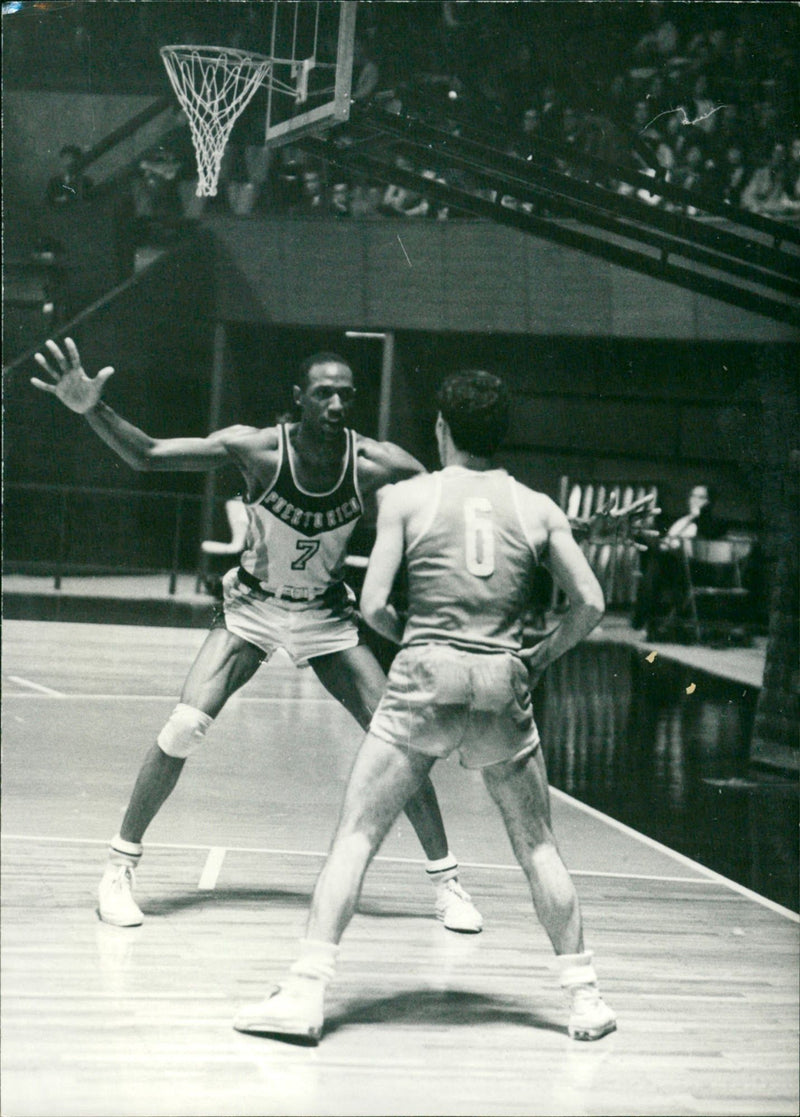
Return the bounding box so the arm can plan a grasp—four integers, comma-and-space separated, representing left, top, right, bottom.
31, 337, 114, 414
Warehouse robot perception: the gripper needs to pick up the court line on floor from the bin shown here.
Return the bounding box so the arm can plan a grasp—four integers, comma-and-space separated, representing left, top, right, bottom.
5, 676, 67, 697
197, 846, 227, 891
550, 787, 799, 922
4, 832, 795, 915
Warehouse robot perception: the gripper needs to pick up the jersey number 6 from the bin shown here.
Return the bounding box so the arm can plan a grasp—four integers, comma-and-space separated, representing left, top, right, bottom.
464, 498, 495, 577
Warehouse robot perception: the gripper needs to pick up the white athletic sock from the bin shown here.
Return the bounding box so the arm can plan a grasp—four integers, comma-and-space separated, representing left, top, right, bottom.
289, 939, 340, 984
109, 834, 143, 867
556, 951, 598, 988
425, 852, 459, 887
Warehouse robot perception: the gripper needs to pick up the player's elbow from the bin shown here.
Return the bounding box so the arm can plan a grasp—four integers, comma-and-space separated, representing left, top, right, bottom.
359, 595, 378, 628
135, 439, 168, 471
359, 586, 386, 628
574, 576, 605, 621
569, 571, 607, 625
583, 599, 605, 631
122, 446, 152, 471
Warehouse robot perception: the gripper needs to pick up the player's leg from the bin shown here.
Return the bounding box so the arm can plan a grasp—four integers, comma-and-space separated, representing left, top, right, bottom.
311, 730, 437, 942
118, 628, 265, 841
99, 628, 265, 927
483, 747, 581, 952
481, 748, 616, 1040
234, 732, 435, 1040
310, 642, 482, 932
310, 644, 447, 851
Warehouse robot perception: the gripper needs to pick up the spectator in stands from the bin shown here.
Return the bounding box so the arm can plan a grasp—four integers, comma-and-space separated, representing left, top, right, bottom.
632, 4, 679, 65
300, 165, 325, 213
672, 143, 709, 203
329, 180, 351, 217
540, 85, 563, 141
352, 31, 381, 104
720, 35, 757, 106
751, 98, 782, 150
643, 72, 669, 121
632, 99, 662, 152
710, 104, 743, 163
521, 106, 543, 152
30, 239, 70, 325
132, 146, 183, 244
716, 144, 748, 207
784, 137, 800, 215
46, 145, 93, 206
380, 156, 430, 217
688, 74, 719, 137
632, 484, 727, 637
661, 112, 689, 167
273, 147, 305, 212
222, 145, 261, 217
348, 176, 382, 218
741, 142, 789, 216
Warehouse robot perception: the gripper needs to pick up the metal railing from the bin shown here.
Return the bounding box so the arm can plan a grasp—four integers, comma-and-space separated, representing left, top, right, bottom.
3, 482, 206, 595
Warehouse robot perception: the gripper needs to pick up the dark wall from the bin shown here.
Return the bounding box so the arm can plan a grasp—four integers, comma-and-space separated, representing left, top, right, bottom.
201, 322, 791, 534
5, 215, 796, 577
211, 215, 799, 343
385, 332, 790, 529
4, 237, 215, 572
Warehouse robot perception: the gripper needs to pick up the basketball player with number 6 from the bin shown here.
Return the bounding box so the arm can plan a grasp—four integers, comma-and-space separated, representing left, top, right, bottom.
234, 370, 616, 1043
30, 338, 483, 935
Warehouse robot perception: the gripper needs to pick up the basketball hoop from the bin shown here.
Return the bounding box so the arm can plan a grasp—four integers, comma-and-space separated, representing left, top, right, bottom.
160, 45, 273, 197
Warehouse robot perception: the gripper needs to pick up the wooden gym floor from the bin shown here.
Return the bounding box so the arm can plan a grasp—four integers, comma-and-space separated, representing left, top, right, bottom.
2, 620, 798, 1117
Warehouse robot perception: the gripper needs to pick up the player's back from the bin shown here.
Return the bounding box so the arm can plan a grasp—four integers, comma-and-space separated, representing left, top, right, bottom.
401, 466, 540, 652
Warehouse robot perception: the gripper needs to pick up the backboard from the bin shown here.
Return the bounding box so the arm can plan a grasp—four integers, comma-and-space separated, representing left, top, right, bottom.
262, 0, 357, 148
161, 1, 357, 195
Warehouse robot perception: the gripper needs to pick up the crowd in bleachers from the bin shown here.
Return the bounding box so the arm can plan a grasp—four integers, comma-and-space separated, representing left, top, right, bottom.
199, 3, 798, 222
36, 2, 799, 226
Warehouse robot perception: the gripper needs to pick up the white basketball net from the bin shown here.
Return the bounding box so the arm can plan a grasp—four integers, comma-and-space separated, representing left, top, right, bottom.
161, 46, 273, 196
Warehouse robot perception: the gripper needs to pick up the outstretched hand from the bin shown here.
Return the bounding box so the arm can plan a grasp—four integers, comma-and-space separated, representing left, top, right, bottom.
31, 337, 114, 414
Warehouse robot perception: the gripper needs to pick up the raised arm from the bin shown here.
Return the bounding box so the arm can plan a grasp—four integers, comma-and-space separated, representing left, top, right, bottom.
360, 484, 408, 643
521, 495, 605, 688
32, 338, 252, 473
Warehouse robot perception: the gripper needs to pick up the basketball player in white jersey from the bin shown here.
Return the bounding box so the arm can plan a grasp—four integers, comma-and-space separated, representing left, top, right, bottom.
30, 339, 482, 935
234, 370, 616, 1043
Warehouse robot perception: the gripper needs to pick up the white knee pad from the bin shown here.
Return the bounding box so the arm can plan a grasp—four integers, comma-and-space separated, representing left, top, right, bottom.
157, 703, 213, 759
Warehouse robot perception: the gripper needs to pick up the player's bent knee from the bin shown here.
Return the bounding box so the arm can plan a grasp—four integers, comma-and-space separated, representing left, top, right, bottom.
157, 703, 214, 758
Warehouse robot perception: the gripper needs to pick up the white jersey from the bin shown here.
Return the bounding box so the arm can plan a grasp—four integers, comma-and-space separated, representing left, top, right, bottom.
239, 424, 363, 597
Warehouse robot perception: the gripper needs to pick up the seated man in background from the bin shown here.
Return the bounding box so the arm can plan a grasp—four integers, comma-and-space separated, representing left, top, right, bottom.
46, 145, 93, 206
632, 483, 727, 636
234, 370, 616, 1045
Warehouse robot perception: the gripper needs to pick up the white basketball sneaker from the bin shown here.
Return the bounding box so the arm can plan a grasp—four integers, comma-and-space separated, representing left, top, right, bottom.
233, 977, 325, 1042
98, 862, 143, 927
557, 953, 616, 1041
435, 879, 483, 933
566, 982, 617, 1041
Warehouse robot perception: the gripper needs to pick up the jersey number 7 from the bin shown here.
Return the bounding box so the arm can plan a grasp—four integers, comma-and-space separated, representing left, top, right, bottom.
291, 539, 321, 570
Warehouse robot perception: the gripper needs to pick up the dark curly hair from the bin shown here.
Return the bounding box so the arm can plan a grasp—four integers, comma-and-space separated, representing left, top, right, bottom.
437, 371, 510, 456
296, 351, 353, 388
